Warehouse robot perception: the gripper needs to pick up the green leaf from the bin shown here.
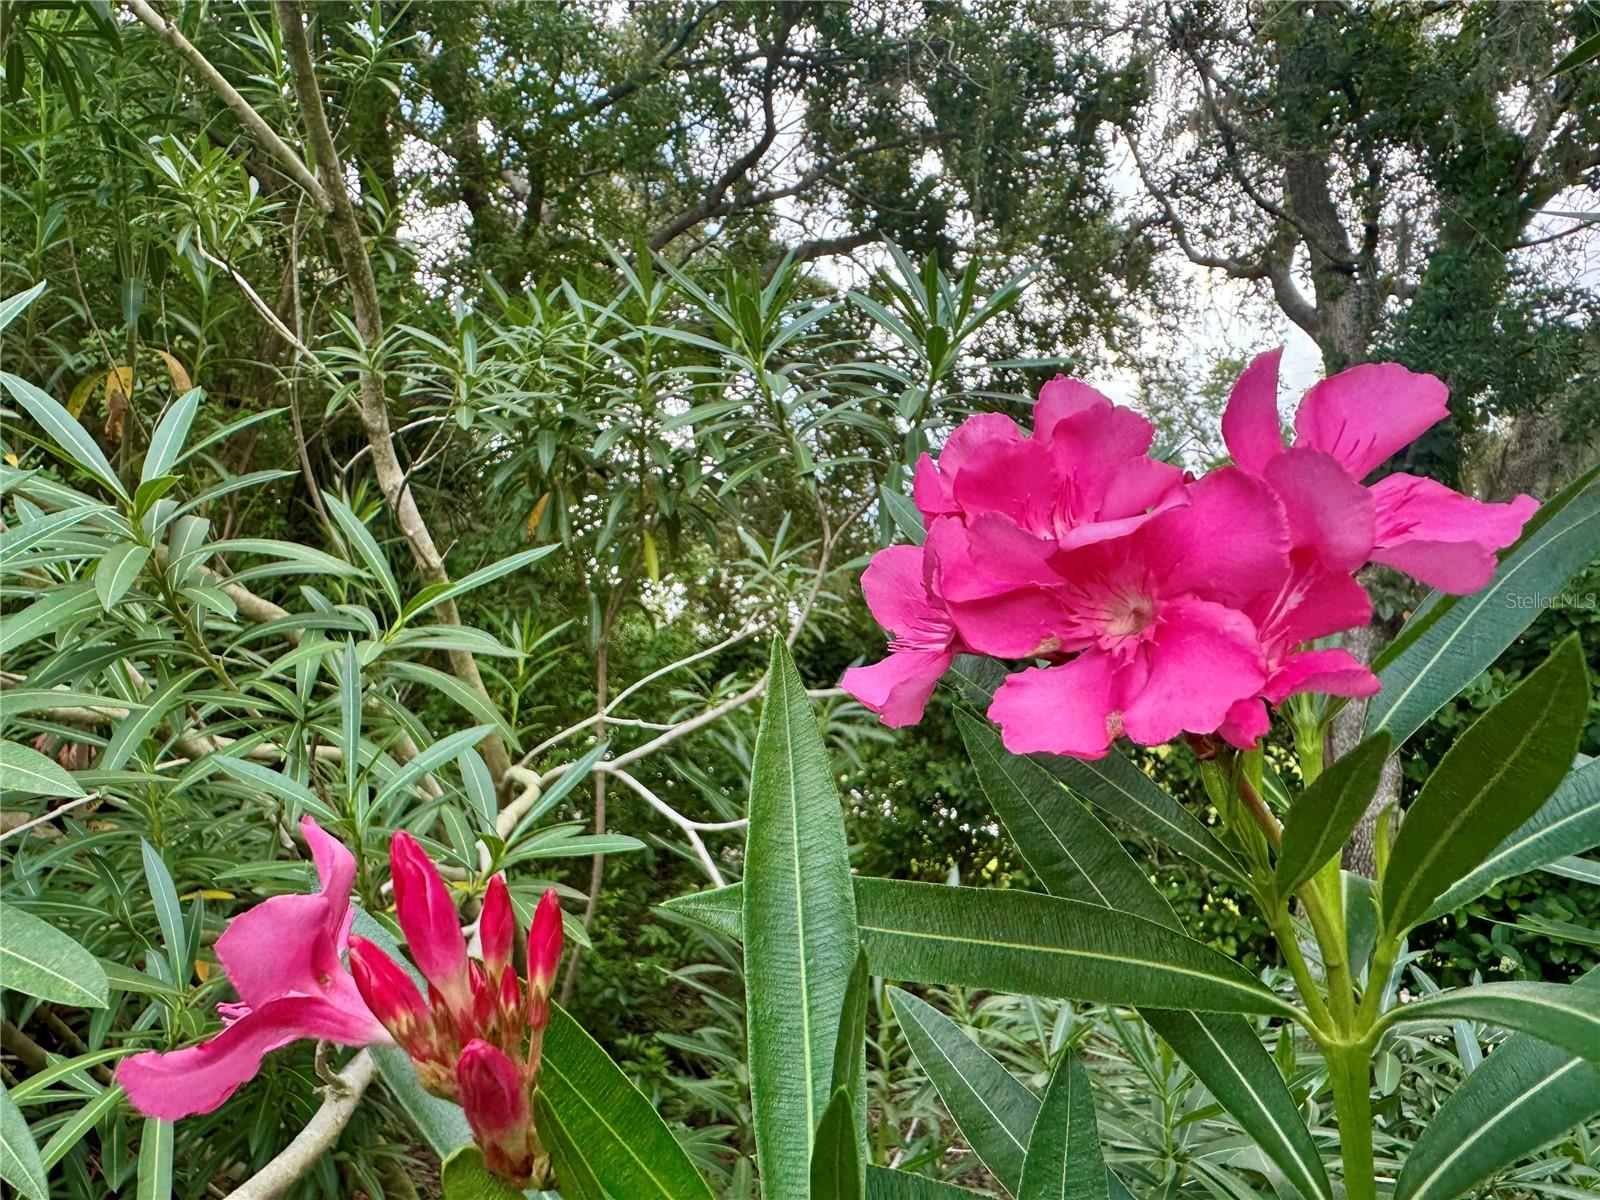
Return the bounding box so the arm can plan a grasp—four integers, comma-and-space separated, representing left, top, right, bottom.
1396, 971, 1600, 1200
1139, 1012, 1330, 1199
142, 388, 202, 483
0, 1083, 47, 1200
373, 725, 496, 808
658, 884, 744, 939
385, 661, 517, 746
1423, 756, 1600, 923
1019, 1053, 1107, 1200
0, 584, 99, 658
810, 1087, 864, 1200
1275, 732, 1391, 896
1549, 27, 1600, 75
102, 669, 205, 772
135, 1117, 173, 1200
539, 1004, 715, 1199
879, 482, 925, 545
323, 491, 402, 611
0, 738, 86, 799
860, 879, 1299, 1019
534, 1091, 607, 1200
0, 281, 47, 334
1367, 462, 1600, 746
948, 660, 1247, 886
743, 641, 860, 1197
832, 949, 871, 1100
889, 987, 1038, 1195
865, 1170, 986, 1199
0, 506, 97, 566
37, 1083, 122, 1170
400, 544, 559, 623
961, 718, 1326, 1197
95, 542, 151, 610
439, 1146, 527, 1200
959, 712, 1178, 927
1381, 637, 1588, 937
1, 369, 128, 499
209, 756, 339, 823
139, 839, 187, 982
0, 906, 108, 1007
1378, 981, 1600, 1066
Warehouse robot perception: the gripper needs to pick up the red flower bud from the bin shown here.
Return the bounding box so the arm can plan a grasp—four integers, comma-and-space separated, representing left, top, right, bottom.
456, 1039, 535, 1186
527, 888, 563, 1004
480, 874, 514, 980
349, 938, 428, 1043
497, 965, 521, 1025
390, 832, 471, 1021
468, 960, 496, 1040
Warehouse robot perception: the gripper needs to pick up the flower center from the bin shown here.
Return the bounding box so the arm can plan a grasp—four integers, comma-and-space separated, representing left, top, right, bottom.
1103, 592, 1155, 638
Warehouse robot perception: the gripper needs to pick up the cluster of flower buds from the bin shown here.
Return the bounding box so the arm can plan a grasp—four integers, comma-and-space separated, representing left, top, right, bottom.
348, 832, 563, 1186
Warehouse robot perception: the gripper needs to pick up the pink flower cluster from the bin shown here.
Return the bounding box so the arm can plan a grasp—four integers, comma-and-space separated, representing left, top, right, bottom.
843, 351, 1537, 759
116, 821, 564, 1188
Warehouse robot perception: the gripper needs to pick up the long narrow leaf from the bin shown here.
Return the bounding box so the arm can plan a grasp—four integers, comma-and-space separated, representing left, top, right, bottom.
744, 641, 859, 1196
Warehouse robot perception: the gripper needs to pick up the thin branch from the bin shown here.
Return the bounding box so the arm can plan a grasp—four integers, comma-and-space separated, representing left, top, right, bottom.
274, 0, 512, 785
124, 0, 329, 210
607, 767, 729, 887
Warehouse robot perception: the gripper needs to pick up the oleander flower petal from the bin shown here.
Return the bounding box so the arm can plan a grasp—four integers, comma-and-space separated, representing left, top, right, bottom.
1368, 473, 1537, 593
1221, 349, 1286, 475
1292, 362, 1449, 479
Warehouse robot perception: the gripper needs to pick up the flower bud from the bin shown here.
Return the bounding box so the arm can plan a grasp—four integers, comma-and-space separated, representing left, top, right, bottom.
456, 1039, 535, 1186
349, 936, 456, 1097
349, 938, 426, 1043
479, 874, 514, 980
390, 832, 471, 1021
527, 888, 563, 1003
468, 960, 496, 1040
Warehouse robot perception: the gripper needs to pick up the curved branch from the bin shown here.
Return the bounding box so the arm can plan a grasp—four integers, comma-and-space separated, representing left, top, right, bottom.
221, 1050, 375, 1200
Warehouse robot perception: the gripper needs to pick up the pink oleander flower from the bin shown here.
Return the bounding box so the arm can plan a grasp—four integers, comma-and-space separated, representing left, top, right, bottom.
846, 377, 1188, 728
980, 469, 1291, 758
391, 830, 473, 1030
913, 376, 1186, 550
115, 818, 390, 1120
1222, 349, 1537, 593
1217, 553, 1380, 748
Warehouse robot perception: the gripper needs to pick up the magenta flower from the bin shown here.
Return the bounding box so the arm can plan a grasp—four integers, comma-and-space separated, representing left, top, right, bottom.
1218, 554, 1381, 747
980, 469, 1290, 758
1223, 350, 1536, 592
115, 818, 389, 1121
913, 376, 1186, 553
840, 544, 964, 726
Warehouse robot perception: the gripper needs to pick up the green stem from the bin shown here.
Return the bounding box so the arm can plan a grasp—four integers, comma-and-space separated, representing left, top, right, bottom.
1270, 907, 1334, 1034
1357, 936, 1400, 1028
1327, 1043, 1378, 1199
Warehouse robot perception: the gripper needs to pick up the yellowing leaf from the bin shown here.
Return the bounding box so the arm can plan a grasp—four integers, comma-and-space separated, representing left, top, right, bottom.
524, 491, 550, 541
67, 370, 107, 419
179, 889, 234, 901
150, 349, 193, 394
